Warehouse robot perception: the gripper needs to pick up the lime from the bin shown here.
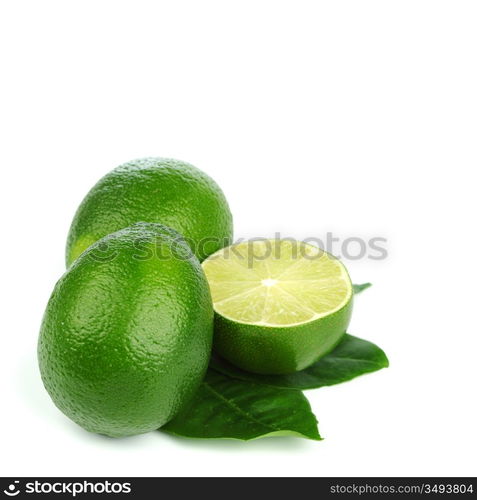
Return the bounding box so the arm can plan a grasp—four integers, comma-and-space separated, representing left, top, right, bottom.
39, 223, 214, 437
202, 239, 353, 374
66, 157, 233, 267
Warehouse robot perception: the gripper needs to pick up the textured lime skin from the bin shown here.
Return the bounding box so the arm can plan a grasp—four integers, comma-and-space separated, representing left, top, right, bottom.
213, 299, 353, 375
39, 223, 214, 437
66, 157, 233, 267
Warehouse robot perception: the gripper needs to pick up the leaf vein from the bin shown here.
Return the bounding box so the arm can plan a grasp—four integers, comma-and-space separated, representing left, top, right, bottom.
202, 382, 282, 433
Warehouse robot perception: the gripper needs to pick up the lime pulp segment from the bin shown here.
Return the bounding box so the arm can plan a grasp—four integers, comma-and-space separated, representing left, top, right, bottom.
202, 240, 353, 327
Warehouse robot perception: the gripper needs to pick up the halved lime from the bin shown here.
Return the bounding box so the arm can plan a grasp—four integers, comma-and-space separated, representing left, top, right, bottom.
202, 239, 353, 374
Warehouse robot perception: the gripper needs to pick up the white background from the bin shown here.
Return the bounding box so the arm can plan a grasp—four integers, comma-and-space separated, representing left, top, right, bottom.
1, 0, 476, 477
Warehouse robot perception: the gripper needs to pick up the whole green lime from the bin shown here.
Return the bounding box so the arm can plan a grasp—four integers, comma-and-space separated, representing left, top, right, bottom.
66, 157, 233, 267
39, 223, 213, 437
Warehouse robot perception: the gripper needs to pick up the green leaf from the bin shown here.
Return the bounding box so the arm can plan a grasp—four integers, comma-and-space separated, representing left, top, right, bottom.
353, 282, 372, 294
210, 334, 389, 390
162, 370, 321, 441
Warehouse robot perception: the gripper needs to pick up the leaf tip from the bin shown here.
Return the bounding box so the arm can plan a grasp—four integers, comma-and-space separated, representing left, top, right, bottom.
353, 282, 373, 294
